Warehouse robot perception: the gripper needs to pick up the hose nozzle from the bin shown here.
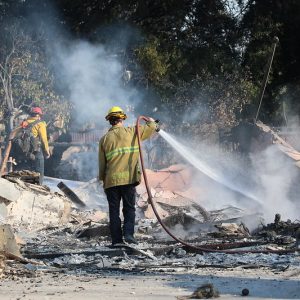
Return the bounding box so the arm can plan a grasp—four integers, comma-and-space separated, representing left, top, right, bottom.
155, 119, 160, 132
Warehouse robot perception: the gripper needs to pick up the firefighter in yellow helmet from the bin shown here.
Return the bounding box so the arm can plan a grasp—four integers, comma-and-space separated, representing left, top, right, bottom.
99, 106, 158, 246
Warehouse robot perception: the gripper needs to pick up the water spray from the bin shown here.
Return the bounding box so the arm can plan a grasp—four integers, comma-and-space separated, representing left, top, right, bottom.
136, 116, 297, 254
159, 129, 260, 203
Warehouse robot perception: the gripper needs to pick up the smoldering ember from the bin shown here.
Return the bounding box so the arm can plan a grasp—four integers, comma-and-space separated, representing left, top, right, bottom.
0, 1, 300, 300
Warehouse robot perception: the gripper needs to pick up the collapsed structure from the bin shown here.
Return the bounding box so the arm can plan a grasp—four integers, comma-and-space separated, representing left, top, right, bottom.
0, 121, 299, 299
0, 163, 299, 280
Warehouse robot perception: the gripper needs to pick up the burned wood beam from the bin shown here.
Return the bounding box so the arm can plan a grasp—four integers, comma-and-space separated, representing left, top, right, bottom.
182, 240, 269, 254
23, 248, 133, 260
24, 244, 156, 260
57, 181, 86, 208
0, 250, 39, 265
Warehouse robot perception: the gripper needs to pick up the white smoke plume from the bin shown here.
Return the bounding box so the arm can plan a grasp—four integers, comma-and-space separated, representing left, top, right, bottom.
48, 38, 143, 179
51, 40, 141, 127
25, 2, 143, 128
159, 130, 300, 225
29, 7, 146, 180
251, 145, 299, 222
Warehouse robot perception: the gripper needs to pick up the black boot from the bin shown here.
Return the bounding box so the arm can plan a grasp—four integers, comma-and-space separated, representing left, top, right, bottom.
111, 240, 126, 247
124, 235, 138, 244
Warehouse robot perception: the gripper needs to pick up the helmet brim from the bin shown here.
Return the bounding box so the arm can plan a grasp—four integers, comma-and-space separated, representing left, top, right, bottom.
105, 112, 127, 121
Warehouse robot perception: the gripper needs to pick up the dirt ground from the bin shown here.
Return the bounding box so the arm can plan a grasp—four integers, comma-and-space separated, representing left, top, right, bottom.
0, 267, 299, 300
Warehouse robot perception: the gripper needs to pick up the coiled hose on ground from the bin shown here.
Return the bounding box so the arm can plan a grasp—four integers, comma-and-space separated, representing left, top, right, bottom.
136, 116, 298, 254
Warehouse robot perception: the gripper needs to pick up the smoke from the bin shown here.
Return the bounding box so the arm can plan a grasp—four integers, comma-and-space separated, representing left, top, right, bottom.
23, 3, 146, 180
280, 115, 300, 151
251, 145, 299, 221
48, 36, 144, 178
159, 130, 300, 225
52, 40, 142, 127
20, 1, 144, 129
180, 94, 209, 125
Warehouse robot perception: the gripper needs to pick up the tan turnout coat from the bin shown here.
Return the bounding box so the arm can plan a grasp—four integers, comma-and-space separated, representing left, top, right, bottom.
99, 121, 157, 189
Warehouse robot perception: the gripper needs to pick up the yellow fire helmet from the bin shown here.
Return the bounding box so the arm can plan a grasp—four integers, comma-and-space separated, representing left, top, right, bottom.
105, 106, 127, 121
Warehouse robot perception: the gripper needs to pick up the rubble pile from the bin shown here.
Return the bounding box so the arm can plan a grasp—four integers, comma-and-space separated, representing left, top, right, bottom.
14, 214, 300, 275
0, 177, 71, 229
0, 166, 299, 283
2, 170, 40, 184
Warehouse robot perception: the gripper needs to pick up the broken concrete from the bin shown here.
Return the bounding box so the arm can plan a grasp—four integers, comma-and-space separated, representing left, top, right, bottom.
0, 224, 21, 256
0, 177, 22, 203
0, 177, 71, 228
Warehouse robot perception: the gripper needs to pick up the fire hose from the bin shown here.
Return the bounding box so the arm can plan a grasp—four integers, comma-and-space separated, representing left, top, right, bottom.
136, 116, 298, 254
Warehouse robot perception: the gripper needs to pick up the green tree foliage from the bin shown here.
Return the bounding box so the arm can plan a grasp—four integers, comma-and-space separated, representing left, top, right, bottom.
156, 69, 257, 132
1, 0, 300, 134
241, 0, 300, 122
178, 0, 240, 76
0, 18, 71, 134
135, 37, 184, 84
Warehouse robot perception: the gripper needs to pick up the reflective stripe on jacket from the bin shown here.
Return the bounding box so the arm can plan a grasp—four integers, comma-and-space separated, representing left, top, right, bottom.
99, 121, 157, 189
24, 117, 50, 153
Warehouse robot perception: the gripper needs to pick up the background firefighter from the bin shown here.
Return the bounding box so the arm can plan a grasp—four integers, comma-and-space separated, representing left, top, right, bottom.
99, 106, 158, 246
12, 106, 51, 184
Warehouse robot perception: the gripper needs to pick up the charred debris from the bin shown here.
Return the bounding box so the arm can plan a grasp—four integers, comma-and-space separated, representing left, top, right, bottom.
0, 167, 299, 281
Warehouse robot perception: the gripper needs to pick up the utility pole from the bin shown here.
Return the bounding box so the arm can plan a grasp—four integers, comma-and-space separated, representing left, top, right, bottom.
255, 37, 279, 122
